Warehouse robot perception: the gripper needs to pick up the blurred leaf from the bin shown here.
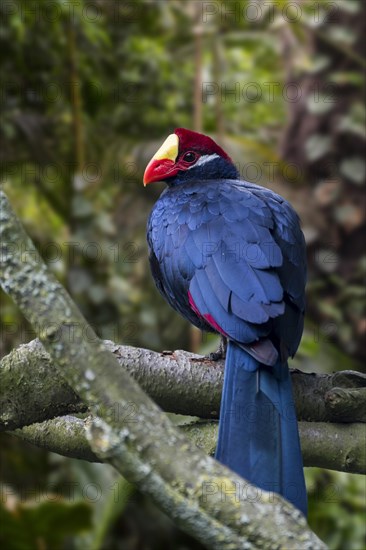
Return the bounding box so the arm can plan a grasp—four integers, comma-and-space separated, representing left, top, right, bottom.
0, 499, 92, 550
326, 25, 356, 46
331, 71, 365, 87
71, 196, 94, 218
305, 135, 331, 161
307, 93, 334, 115
306, 469, 366, 550
336, 0, 361, 14
317, 300, 342, 321
333, 203, 365, 231
308, 56, 331, 74
314, 180, 341, 207
338, 103, 366, 138
339, 157, 366, 185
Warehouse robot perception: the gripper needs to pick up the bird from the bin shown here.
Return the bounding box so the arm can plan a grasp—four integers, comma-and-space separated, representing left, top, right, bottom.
143, 128, 307, 516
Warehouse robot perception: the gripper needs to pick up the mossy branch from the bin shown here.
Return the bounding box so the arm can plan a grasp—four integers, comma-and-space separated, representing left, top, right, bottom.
10, 415, 366, 475
2, 338, 365, 474
1, 338, 365, 433
0, 189, 326, 549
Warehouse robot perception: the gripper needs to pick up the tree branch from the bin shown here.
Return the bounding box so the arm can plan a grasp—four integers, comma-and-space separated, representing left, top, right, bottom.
1, 338, 365, 433
11, 415, 99, 463
10, 415, 366, 475
0, 189, 325, 548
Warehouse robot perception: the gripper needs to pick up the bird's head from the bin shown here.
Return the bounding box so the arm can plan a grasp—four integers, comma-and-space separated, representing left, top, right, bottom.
143, 128, 239, 186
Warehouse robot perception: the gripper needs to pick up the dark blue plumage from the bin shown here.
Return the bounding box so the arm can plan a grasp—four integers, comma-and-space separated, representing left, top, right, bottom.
145, 129, 307, 516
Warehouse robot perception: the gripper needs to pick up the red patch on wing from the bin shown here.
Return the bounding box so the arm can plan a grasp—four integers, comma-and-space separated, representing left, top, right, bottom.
188, 291, 228, 336
203, 314, 228, 336
188, 290, 201, 317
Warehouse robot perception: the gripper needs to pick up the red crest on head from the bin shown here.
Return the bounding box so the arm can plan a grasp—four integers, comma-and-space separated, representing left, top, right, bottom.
174, 128, 232, 162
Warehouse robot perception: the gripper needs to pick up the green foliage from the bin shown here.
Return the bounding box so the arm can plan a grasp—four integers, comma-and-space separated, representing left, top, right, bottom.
306, 469, 366, 550
0, 498, 92, 550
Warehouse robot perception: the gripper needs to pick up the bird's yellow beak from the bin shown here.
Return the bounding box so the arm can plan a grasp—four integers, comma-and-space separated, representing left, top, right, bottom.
143, 133, 179, 186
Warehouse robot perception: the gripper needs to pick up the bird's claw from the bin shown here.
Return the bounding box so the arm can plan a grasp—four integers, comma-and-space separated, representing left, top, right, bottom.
206, 336, 227, 361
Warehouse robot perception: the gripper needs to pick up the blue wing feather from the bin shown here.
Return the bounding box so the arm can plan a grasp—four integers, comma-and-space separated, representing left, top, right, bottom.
147, 178, 306, 359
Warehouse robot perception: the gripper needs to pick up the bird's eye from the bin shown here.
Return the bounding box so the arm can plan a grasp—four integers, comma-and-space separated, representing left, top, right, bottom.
183, 151, 197, 163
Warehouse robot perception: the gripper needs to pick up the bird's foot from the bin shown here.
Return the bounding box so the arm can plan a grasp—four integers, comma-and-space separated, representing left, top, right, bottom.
206, 336, 227, 361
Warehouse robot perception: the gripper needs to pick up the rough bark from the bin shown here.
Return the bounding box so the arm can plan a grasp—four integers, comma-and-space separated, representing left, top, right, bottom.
0, 189, 326, 549
11, 416, 366, 475
1, 338, 365, 432
11, 415, 100, 463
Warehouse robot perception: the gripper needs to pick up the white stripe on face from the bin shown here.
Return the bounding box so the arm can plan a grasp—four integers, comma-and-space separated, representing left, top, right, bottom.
187, 153, 220, 169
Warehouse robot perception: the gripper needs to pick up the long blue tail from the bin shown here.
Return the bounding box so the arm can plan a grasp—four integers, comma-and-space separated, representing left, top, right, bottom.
215, 341, 307, 516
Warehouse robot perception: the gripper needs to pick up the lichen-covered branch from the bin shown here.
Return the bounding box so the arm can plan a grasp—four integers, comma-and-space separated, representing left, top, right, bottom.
11, 415, 366, 475
11, 415, 99, 462
324, 386, 366, 422
0, 340, 88, 431
0, 190, 326, 548
293, 369, 366, 423
2, 340, 365, 474
299, 422, 366, 474
1, 338, 365, 433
